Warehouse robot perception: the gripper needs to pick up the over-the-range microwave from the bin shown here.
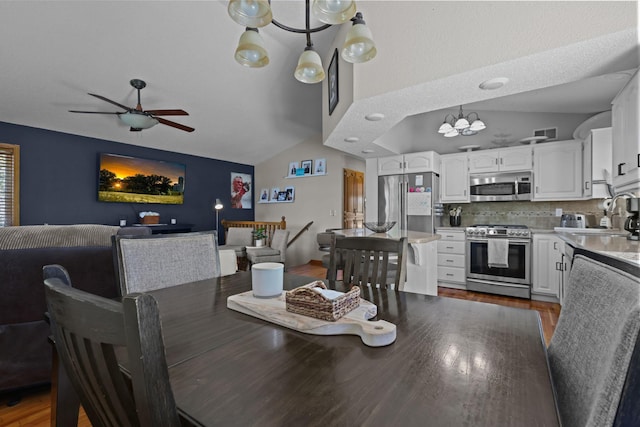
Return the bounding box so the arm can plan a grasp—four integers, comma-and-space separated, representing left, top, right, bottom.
469, 171, 533, 202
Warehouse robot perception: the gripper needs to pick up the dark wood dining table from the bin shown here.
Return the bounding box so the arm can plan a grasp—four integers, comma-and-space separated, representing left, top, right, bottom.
147, 271, 560, 427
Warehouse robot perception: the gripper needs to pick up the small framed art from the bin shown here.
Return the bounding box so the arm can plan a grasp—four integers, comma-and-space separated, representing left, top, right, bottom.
328, 49, 339, 115
270, 187, 280, 202
301, 160, 312, 175
314, 158, 326, 175
288, 161, 299, 177
258, 188, 269, 203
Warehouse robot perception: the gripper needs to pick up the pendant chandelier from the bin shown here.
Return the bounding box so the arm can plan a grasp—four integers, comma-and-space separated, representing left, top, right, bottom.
437, 105, 487, 137
228, 0, 377, 84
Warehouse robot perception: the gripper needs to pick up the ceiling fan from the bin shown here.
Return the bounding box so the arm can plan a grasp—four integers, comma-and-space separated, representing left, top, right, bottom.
69, 79, 194, 133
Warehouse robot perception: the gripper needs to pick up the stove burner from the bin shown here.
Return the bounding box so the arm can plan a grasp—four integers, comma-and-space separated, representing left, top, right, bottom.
469, 224, 529, 229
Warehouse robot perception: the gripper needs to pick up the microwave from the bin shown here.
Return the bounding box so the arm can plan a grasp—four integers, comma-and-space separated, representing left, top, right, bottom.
470, 171, 533, 202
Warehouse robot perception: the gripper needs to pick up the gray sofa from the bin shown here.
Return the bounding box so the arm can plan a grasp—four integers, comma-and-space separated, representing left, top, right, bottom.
0, 224, 127, 394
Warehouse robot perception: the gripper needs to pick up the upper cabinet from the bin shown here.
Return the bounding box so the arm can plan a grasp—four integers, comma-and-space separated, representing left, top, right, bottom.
440, 153, 469, 203
582, 127, 612, 199
468, 146, 532, 174
377, 151, 440, 175
533, 140, 583, 200
611, 69, 640, 192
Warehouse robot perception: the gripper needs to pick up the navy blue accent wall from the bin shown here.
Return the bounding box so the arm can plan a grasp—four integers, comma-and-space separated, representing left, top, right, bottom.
0, 122, 254, 235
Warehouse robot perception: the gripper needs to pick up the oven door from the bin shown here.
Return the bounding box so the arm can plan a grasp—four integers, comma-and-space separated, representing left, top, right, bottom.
466, 238, 531, 285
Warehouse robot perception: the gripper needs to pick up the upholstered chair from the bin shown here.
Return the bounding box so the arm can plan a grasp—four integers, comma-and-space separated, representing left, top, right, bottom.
246, 229, 290, 267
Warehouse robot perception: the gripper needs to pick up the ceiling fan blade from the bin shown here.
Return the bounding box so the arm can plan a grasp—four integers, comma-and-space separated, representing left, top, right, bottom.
156, 117, 195, 133
145, 109, 189, 116
88, 93, 131, 111
69, 110, 120, 114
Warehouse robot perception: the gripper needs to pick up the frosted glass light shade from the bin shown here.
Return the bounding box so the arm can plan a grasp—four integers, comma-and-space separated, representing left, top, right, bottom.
228, 0, 272, 27
454, 117, 470, 130
119, 112, 158, 129
438, 122, 453, 134
469, 119, 486, 131
294, 49, 325, 84
312, 0, 356, 24
444, 129, 459, 138
235, 29, 269, 68
341, 23, 376, 63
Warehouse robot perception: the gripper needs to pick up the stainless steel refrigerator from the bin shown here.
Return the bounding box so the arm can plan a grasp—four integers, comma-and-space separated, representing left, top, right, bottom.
378, 172, 440, 233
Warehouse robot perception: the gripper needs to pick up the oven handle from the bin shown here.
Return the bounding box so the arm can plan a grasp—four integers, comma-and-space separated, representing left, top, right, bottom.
466, 238, 531, 244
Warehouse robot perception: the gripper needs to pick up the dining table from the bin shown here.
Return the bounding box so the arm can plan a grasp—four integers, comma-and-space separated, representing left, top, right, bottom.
146, 271, 560, 427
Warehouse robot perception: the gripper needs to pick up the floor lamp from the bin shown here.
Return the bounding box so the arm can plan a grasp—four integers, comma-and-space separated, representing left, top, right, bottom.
214, 198, 223, 239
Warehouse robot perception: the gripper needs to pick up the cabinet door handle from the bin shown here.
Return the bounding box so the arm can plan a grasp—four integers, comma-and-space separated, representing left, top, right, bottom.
584, 181, 590, 190
637, 154, 640, 167
555, 262, 560, 271
500, 158, 503, 165
446, 259, 454, 263
618, 163, 626, 176
535, 186, 539, 194
446, 273, 454, 277
446, 246, 454, 249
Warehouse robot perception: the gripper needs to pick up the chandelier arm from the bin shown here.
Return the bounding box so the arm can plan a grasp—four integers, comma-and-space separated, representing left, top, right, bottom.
270, 19, 332, 34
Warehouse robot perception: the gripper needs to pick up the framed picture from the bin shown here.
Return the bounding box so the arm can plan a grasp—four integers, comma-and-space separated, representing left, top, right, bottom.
270, 187, 280, 202
258, 188, 269, 203
301, 159, 313, 175
328, 49, 339, 115
230, 172, 252, 209
284, 186, 295, 202
277, 191, 288, 202
314, 158, 326, 175
288, 161, 299, 177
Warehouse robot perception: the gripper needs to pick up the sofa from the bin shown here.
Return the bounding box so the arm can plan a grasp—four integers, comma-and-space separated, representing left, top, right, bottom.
0, 224, 125, 394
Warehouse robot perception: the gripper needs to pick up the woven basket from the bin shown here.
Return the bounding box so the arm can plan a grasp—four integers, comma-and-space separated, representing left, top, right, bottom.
285, 281, 360, 322
140, 215, 160, 225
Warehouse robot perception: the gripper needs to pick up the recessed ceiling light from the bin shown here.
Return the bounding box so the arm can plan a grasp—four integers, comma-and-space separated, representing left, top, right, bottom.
361, 149, 375, 154
479, 77, 509, 90
344, 136, 360, 143
365, 113, 385, 121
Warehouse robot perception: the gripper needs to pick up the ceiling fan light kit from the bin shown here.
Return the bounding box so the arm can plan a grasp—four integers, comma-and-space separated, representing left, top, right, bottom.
227, 0, 376, 83
438, 105, 486, 138
69, 79, 194, 133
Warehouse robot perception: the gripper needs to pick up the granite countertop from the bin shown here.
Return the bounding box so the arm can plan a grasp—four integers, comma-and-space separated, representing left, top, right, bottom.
335, 229, 441, 244
555, 231, 639, 265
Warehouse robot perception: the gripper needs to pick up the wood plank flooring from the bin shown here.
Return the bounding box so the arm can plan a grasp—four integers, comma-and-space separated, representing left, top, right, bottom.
0, 262, 560, 427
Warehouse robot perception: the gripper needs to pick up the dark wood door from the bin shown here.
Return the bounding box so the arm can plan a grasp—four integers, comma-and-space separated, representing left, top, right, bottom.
343, 168, 364, 229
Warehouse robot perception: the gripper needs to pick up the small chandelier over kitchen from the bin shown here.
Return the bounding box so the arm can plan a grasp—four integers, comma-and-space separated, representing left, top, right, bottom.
437, 105, 487, 137
227, 0, 377, 84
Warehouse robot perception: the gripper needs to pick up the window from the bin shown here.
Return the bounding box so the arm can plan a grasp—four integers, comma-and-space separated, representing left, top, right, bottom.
0, 143, 19, 226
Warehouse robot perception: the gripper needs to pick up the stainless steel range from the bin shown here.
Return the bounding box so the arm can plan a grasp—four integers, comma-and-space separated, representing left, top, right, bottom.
465, 224, 531, 299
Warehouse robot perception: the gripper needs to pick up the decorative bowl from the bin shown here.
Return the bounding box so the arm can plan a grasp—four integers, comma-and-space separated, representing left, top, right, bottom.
363, 221, 397, 233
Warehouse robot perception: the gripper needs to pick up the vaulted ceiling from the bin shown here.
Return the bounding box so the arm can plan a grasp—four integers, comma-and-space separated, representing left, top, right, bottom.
0, 1, 637, 165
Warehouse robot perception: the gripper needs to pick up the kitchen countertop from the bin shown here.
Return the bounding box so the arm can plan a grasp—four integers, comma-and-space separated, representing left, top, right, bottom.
555, 231, 639, 266
336, 228, 441, 244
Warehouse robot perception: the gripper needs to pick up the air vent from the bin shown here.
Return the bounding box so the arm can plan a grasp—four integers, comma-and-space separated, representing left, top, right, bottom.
533, 127, 557, 141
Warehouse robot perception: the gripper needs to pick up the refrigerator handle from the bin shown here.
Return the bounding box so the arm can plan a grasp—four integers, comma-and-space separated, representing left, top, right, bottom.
399, 180, 405, 230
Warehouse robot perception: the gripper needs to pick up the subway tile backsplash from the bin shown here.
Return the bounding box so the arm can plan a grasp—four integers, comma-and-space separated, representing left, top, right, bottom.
440, 199, 622, 230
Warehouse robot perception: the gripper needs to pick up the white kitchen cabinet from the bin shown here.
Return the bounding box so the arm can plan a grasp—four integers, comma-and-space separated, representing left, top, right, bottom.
611, 68, 640, 192
532, 234, 562, 299
440, 153, 469, 203
377, 152, 440, 175
533, 140, 583, 200
436, 229, 466, 289
582, 127, 613, 199
468, 146, 532, 174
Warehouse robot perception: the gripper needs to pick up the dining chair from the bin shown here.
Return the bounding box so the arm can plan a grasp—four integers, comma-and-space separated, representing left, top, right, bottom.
113, 230, 221, 295
246, 229, 290, 267
327, 236, 407, 291
547, 253, 640, 427
44, 273, 182, 427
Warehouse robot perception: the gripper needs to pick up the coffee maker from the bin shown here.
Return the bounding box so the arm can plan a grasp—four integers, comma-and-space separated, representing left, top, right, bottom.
624, 198, 640, 240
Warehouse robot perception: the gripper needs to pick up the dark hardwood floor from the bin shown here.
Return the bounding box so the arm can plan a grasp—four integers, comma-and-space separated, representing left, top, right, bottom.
0, 262, 560, 427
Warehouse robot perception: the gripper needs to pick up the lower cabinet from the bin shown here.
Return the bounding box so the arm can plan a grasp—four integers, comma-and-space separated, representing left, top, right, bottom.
532, 234, 563, 300
437, 229, 466, 288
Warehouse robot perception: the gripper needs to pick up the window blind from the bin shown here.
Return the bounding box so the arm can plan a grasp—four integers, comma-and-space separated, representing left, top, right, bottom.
0, 144, 19, 226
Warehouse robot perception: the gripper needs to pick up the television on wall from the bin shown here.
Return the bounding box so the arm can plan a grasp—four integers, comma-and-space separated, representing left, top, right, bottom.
98, 153, 185, 204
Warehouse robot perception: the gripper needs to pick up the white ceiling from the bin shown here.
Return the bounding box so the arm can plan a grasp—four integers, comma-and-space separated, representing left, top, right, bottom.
0, 1, 638, 165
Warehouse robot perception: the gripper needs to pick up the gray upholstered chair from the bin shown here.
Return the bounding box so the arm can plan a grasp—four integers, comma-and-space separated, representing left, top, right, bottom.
112, 231, 221, 295
246, 229, 289, 267
327, 236, 407, 291
44, 272, 182, 427
547, 254, 640, 427
219, 227, 254, 258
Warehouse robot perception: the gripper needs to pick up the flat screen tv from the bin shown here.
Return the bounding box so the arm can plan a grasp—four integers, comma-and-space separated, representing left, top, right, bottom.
98, 153, 185, 204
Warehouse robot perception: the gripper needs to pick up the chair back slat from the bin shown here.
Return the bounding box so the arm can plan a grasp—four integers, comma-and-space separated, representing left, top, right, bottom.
44, 273, 181, 427
328, 236, 408, 290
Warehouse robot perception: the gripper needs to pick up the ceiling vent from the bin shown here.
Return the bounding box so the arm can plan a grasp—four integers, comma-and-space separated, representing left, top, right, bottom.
533, 127, 557, 141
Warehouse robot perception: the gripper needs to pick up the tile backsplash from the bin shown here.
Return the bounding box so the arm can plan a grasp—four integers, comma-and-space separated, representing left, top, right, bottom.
440, 199, 626, 230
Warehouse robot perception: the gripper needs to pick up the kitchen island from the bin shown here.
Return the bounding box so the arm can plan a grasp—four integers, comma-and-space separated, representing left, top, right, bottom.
334, 229, 441, 296
555, 230, 640, 270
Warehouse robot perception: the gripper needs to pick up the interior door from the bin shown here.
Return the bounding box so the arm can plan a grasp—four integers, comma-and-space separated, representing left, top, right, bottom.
343, 168, 364, 229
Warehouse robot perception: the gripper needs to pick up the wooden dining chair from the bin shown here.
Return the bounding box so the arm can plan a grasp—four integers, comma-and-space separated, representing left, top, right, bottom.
547, 253, 640, 427
44, 273, 182, 427
327, 236, 408, 291
113, 231, 221, 295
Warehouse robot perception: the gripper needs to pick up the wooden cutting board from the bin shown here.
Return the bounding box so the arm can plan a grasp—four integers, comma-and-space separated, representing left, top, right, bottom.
227, 290, 396, 347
